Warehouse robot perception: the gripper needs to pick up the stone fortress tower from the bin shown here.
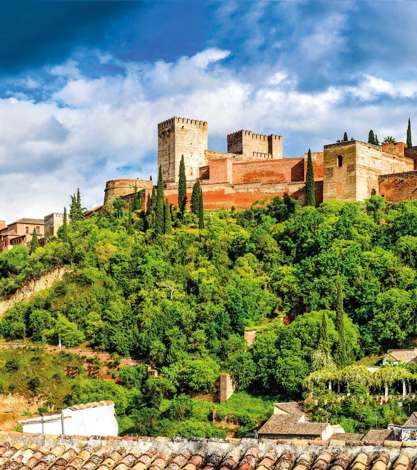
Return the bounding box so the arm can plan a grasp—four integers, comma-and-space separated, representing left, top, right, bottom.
158, 117, 208, 183
227, 130, 283, 160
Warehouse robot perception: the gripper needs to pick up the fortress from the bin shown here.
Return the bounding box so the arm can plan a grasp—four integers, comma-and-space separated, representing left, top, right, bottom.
102, 116, 417, 210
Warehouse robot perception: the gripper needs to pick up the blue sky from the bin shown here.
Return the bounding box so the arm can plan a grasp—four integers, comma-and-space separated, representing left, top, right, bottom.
2, 0, 417, 220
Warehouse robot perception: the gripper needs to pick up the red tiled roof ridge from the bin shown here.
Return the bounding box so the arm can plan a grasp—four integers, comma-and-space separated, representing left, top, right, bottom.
1, 430, 417, 451
2, 431, 417, 469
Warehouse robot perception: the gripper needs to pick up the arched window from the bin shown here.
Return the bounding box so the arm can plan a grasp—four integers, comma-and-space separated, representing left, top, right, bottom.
337, 155, 343, 167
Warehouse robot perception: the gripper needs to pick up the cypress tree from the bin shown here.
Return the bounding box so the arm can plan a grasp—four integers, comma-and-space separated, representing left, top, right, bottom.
368, 130, 375, 144
343, 132, 348, 142
198, 186, 204, 229
62, 207, 68, 241
305, 149, 316, 207
155, 166, 165, 235
407, 118, 413, 148
178, 155, 187, 216
70, 189, 84, 221
30, 228, 39, 254
149, 186, 157, 214
335, 278, 348, 366
163, 199, 172, 234
76, 188, 81, 212
191, 180, 201, 214
375, 133, 379, 146
319, 311, 330, 356
69, 194, 77, 221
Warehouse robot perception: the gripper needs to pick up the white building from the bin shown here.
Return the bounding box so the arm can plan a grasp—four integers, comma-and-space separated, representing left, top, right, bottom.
19, 400, 118, 437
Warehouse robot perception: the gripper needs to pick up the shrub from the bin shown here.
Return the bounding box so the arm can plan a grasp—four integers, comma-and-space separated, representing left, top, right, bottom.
4, 359, 20, 372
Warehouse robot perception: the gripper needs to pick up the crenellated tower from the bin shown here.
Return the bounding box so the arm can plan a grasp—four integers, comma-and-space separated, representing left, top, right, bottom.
227, 130, 283, 160
158, 117, 208, 183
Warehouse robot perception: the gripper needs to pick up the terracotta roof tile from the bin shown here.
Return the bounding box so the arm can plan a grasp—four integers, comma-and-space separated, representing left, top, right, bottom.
362, 429, 393, 445
273, 403, 304, 417
257, 415, 327, 437
0, 432, 416, 470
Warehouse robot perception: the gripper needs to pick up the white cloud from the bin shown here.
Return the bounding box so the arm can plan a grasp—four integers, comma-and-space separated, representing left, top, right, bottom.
0, 48, 417, 222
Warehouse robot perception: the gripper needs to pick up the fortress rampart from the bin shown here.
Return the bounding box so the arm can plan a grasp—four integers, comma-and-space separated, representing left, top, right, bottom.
104, 179, 153, 205
100, 116, 417, 212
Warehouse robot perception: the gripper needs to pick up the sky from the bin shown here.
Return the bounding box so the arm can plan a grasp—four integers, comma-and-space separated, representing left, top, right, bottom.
2, 0, 417, 221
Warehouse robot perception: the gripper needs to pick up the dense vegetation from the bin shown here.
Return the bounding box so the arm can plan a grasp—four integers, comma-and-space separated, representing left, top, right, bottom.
1, 193, 417, 435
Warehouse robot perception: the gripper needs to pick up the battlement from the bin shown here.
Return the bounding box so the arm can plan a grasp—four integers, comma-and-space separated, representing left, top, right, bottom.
227, 130, 282, 142
158, 116, 208, 131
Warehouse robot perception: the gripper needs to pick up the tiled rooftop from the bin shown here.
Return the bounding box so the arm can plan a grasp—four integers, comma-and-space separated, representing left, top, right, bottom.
385, 349, 417, 363
2, 432, 417, 470
258, 416, 327, 436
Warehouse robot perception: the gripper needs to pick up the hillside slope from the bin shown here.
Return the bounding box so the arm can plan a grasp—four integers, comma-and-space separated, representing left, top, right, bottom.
0, 196, 417, 435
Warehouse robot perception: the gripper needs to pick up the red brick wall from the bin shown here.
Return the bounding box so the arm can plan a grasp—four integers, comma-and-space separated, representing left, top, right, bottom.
207, 158, 233, 184
379, 171, 417, 202
232, 158, 305, 185
382, 142, 406, 157
165, 180, 323, 210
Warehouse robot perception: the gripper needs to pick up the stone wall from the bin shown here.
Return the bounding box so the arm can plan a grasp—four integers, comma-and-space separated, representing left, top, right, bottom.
164, 180, 323, 210
323, 141, 414, 202
356, 144, 413, 200
227, 130, 283, 159
232, 158, 304, 185
104, 179, 153, 206
379, 171, 417, 202
158, 117, 208, 183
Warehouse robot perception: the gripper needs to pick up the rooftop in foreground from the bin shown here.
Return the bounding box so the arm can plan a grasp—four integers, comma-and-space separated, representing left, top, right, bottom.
1, 432, 417, 470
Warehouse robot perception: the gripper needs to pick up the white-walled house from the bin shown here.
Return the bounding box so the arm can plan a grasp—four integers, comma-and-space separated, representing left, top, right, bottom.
19, 401, 118, 437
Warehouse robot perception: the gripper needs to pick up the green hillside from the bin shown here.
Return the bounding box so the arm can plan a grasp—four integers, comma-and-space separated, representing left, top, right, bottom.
1, 194, 417, 435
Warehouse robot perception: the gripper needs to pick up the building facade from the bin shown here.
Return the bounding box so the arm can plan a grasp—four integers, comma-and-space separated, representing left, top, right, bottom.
0, 218, 44, 251
0, 213, 64, 252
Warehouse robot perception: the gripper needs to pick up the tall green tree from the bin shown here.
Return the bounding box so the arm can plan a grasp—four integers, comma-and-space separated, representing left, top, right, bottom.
343, 132, 348, 142
178, 156, 187, 216
30, 229, 39, 254
407, 118, 413, 148
148, 186, 157, 214
163, 199, 172, 234
198, 186, 204, 229
319, 311, 330, 356
374, 133, 380, 145
69, 188, 84, 222
368, 130, 375, 145
305, 149, 316, 207
191, 180, 201, 214
335, 278, 348, 366
61, 207, 68, 241
155, 166, 165, 235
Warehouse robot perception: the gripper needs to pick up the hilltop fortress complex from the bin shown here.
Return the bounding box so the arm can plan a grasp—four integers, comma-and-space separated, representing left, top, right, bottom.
103, 116, 417, 210
2, 116, 417, 251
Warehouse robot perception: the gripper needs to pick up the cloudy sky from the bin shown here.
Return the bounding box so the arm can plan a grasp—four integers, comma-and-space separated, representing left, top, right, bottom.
1, 0, 417, 221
